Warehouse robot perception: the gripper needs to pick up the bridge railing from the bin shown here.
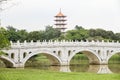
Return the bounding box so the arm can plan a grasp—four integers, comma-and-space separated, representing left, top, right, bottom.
10, 40, 120, 48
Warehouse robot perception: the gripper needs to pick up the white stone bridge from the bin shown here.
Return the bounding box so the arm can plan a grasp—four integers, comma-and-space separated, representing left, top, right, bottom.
0, 40, 120, 68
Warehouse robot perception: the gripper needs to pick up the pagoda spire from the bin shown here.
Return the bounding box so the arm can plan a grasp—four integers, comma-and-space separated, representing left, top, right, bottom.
60, 8, 61, 13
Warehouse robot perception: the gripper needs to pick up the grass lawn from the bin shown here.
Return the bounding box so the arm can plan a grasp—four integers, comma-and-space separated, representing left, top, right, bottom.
0, 68, 120, 80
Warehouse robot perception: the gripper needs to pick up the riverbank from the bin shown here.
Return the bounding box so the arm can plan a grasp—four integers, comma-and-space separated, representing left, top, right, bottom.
0, 68, 120, 80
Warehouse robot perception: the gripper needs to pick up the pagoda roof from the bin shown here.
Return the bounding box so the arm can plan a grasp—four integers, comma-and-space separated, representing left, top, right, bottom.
55, 10, 66, 17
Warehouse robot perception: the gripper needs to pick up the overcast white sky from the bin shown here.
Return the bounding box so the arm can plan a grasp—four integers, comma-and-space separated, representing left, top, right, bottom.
1, 0, 120, 32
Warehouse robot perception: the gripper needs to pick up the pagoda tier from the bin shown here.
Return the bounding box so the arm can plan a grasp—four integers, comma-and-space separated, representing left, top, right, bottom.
54, 10, 67, 32
55, 16, 66, 18
54, 19, 67, 21
55, 23, 67, 25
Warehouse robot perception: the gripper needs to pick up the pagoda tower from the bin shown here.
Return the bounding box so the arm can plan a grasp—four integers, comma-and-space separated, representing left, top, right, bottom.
54, 9, 67, 32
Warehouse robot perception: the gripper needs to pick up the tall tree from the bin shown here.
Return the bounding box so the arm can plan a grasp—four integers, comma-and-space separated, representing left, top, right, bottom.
6, 26, 20, 42
27, 30, 45, 42
17, 29, 28, 42
65, 26, 89, 41
0, 27, 10, 55
114, 33, 120, 41
44, 26, 61, 40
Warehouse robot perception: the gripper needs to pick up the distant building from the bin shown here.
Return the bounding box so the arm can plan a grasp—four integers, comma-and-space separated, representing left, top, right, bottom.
54, 9, 67, 32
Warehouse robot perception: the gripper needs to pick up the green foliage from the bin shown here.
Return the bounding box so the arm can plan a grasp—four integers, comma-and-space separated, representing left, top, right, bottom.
4, 25, 120, 42
25, 54, 51, 67
27, 31, 44, 41
6, 26, 21, 42
5, 25, 61, 42
87, 36, 104, 41
109, 53, 120, 64
114, 33, 120, 41
65, 26, 89, 40
88, 28, 119, 41
70, 53, 89, 65
0, 27, 10, 50
44, 26, 61, 40
17, 30, 28, 42
0, 51, 4, 55
0, 27, 10, 55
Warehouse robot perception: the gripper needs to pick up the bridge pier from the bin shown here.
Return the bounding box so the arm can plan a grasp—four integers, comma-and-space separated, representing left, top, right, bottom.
13, 63, 24, 68
61, 60, 69, 66
100, 61, 108, 65
61, 62, 69, 66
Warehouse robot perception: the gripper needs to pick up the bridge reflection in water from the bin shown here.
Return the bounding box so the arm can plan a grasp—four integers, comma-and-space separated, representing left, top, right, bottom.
88, 65, 112, 74
38, 65, 112, 74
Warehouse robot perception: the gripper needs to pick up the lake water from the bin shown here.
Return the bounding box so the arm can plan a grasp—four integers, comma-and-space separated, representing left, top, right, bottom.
25, 64, 120, 74
0, 61, 120, 74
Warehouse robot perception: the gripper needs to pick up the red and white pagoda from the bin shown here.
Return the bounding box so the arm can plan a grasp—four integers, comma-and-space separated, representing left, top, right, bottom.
54, 9, 67, 32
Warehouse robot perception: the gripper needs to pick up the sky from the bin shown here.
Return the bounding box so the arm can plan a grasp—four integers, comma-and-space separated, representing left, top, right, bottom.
1, 0, 120, 32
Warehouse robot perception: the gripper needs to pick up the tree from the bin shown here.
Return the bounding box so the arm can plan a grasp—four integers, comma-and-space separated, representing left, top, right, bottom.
17, 29, 28, 42
6, 26, 20, 42
0, 27, 10, 55
89, 29, 97, 37
27, 30, 45, 42
65, 26, 89, 41
106, 31, 115, 40
44, 26, 61, 40
88, 28, 118, 41
75, 25, 84, 30
114, 33, 120, 41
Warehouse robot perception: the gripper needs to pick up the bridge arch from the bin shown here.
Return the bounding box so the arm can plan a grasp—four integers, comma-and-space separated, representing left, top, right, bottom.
0, 55, 15, 68
107, 50, 120, 61
68, 49, 101, 65
22, 50, 62, 66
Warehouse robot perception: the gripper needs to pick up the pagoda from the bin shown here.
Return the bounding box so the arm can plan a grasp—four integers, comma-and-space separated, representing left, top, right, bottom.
54, 9, 67, 32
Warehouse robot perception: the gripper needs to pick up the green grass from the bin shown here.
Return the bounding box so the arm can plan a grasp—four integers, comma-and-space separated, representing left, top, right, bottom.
0, 68, 120, 80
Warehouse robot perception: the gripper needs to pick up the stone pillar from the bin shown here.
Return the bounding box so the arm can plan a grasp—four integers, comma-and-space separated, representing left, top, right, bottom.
100, 60, 108, 65
61, 60, 69, 66
13, 63, 25, 68
99, 49, 108, 65
13, 50, 19, 64
60, 47, 69, 66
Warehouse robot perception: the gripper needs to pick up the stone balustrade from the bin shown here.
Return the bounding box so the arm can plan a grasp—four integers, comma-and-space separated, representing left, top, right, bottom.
10, 40, 120, 48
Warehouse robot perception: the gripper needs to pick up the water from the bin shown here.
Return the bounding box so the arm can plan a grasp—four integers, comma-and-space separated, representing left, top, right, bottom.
25, 64, 120, 74
0, 61, 120, 73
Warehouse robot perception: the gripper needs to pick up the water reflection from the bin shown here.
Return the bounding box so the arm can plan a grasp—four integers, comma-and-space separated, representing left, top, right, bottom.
70, 64, 89, 72
62, 65, 112, 74
60, 66, 71, 72
88, 65, 112, 74
108, 64, 120, 73
25, 65, 113, 74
